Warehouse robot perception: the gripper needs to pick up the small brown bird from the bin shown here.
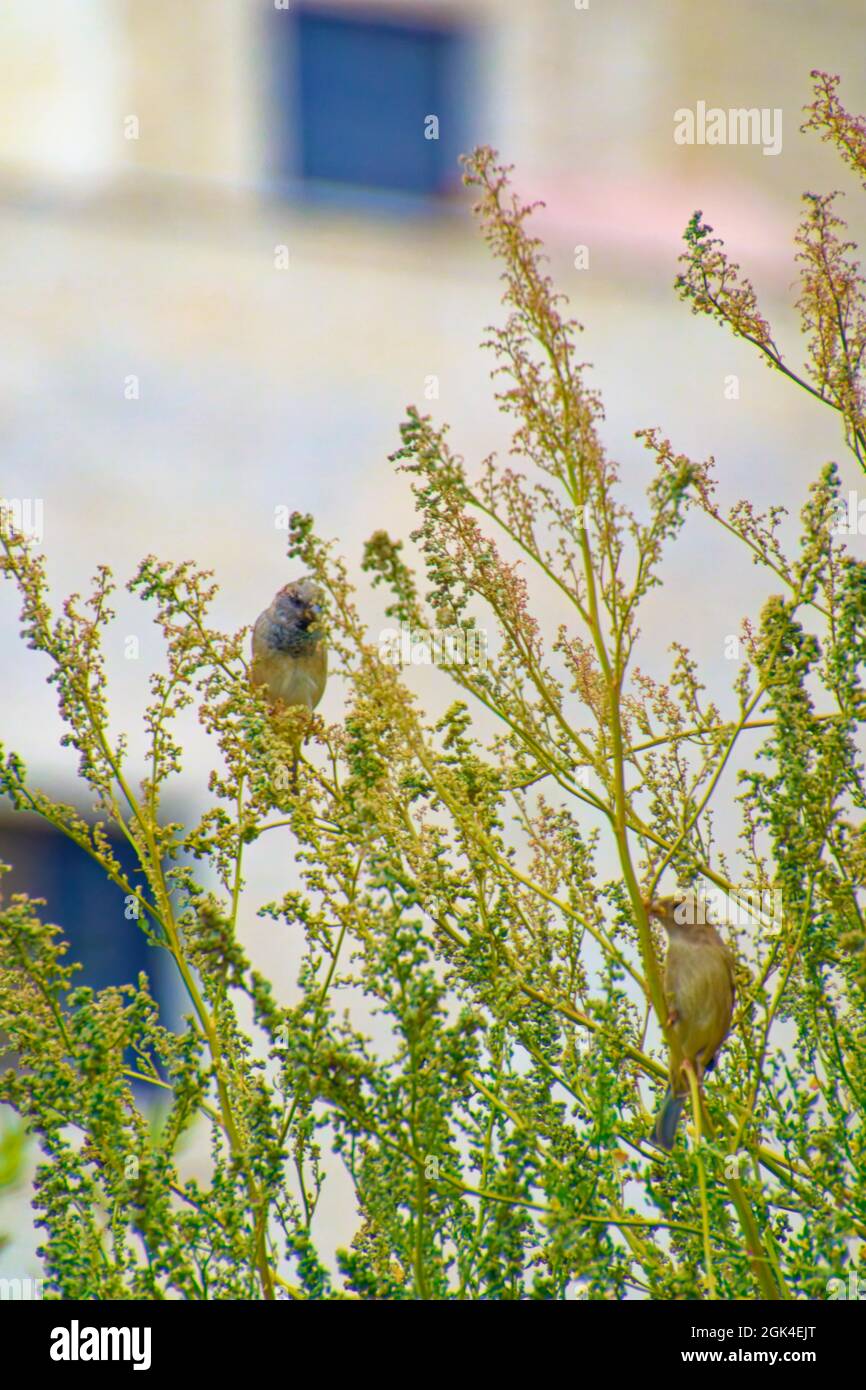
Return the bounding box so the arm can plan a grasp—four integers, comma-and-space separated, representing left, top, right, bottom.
251, 577, 327, 784
646, 894, 735, 1150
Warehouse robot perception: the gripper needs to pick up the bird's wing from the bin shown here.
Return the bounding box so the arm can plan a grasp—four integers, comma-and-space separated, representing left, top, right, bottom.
251, 610, 268, 659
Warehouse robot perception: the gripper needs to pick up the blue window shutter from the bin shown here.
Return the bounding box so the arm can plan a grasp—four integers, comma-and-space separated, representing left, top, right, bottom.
274, 6, 469, 197
0, 817, 174, 1022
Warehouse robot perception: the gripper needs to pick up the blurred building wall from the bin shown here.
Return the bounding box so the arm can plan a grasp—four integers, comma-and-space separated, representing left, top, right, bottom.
2, 0, 865, 1011
2, 0, 865, 958
1, 0, 865, 1271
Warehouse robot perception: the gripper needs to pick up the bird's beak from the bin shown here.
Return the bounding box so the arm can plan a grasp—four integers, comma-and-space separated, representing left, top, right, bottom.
642, 898, 667, 927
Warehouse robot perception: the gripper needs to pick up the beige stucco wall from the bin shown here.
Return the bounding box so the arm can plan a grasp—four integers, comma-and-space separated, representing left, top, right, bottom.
1, 0, 864, 1280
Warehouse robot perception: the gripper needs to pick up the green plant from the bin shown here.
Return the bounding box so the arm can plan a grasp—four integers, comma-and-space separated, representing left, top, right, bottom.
0, 1110, 27, 1255
0, 72, 863, 1301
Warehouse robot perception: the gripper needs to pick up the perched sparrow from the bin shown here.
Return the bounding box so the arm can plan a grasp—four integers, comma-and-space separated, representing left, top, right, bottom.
646, 894, 735, 1151
251, 578, 327, 782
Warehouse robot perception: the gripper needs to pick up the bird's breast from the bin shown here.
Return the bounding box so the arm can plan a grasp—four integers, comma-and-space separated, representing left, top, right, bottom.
666, 936, 734, 1063
251, 641, 327, 712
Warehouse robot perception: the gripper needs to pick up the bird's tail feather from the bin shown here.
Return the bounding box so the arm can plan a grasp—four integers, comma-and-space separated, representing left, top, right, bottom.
652, 1088, 687, 1151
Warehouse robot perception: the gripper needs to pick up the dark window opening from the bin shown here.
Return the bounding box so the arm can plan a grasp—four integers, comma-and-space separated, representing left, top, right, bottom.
0, 813, 180, 1086
271, 4, 473, 201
